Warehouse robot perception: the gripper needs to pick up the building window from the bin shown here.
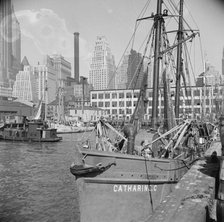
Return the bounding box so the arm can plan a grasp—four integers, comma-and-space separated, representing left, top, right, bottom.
105, 102, 110, 107
99, 93, 104, 99
119, 101, 124, 107
105, 93, 110, 99
126, 101, 132, 107
92, 102, 97, 107
112, 109, 117, 114
112, 93, 117, 99
126, 108, 132, 114
119, 93, 124, 98
119, 109, 124, 114
194, 90, 200, 96
194, 99, 200, 106
92, 93, 97, 99
134, 92, 139, 98
126, 92, 132, 98
112, 101, 117, 107
98, 102, 103, 107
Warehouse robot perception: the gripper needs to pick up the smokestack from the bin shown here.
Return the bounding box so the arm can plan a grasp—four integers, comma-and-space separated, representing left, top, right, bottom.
74, 32, 79, 83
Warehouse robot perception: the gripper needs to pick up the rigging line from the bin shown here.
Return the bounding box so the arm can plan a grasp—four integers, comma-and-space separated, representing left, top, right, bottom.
143, 157, 154, 212
127, 24, 155, 90
169, 0, 195, 33
106, 0, 152, 93
132, 0, 152, 49
106, 16, 143, 93
183, 0, 200, 31
198, 35, 205, 72
184, 41, 197, 84
164, 0, 179, 25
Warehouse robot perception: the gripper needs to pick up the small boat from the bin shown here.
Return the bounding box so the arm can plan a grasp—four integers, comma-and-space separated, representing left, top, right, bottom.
0, 119, 62, 142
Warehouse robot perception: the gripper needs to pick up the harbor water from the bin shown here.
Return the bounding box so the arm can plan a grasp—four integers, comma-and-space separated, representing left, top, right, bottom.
0, 133, 89, 222
0, 130, 152, 222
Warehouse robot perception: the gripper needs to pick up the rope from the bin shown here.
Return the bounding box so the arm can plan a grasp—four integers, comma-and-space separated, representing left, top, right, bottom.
155, 157, 201, 172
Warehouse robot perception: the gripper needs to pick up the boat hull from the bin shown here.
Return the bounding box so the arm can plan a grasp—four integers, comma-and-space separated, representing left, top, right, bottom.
72, 150, 189, 222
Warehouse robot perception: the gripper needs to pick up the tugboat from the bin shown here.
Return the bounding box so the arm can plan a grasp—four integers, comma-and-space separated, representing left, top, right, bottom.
0, 117, 62, 142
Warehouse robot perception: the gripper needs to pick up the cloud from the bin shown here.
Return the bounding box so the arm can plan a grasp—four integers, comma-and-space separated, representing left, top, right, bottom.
14, 9, 89, 59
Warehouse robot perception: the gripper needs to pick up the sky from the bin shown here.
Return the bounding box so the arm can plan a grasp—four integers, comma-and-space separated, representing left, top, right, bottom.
12, 0, 224, 79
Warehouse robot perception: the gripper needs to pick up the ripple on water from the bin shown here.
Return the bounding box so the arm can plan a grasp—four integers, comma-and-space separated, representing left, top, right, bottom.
0, 135, 81, 222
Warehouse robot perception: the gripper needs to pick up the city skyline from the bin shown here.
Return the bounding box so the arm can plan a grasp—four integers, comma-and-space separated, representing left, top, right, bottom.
11, 0, 224, 81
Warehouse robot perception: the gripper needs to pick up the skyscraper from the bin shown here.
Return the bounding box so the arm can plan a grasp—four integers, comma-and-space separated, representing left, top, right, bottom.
126, 49, 144, 89
12, 65, 38, 103
50, 54, 71, 88
89, 36, 115, 90
0, 0, 21, 86
116, 53, 129, 89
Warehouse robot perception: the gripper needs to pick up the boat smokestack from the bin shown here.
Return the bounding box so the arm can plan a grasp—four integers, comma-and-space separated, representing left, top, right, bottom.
74, 32, 79, 83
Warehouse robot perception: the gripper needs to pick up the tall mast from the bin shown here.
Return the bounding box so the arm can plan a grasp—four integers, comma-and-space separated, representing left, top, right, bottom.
151, 0, 163, 128
174, 0, 184, 119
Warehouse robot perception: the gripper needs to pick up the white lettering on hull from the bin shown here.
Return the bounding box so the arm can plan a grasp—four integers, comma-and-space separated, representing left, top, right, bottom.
113, 184, 158, 192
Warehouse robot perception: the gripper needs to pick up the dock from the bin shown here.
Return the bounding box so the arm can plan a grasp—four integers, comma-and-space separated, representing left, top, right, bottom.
143, 142, 220, 222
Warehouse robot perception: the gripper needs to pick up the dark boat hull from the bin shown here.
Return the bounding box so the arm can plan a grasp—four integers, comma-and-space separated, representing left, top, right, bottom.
72, 150, 189, 222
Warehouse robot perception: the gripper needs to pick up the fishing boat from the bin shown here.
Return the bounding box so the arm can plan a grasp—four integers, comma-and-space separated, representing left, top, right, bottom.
70, 0, 215, 221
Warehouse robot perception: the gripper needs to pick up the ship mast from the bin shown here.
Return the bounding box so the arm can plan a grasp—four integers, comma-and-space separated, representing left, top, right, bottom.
174, 0, 184, 119
151, 0, 164, 128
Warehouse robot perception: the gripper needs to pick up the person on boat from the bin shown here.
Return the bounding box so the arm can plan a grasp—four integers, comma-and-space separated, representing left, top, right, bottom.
140, 140, 154, 158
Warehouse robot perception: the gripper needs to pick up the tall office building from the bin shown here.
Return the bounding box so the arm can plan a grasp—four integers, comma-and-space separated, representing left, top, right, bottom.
0, 0, 21, 86
89, 36, 115, 90
116, 54, 129, 89
50, 54, 71, 88
126, 49, 144, 89
35, 55, 57, 103
12, 65, 38, 103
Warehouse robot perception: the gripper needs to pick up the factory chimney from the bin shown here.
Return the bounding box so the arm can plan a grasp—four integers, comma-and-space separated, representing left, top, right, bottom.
74, 32, 79, 83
